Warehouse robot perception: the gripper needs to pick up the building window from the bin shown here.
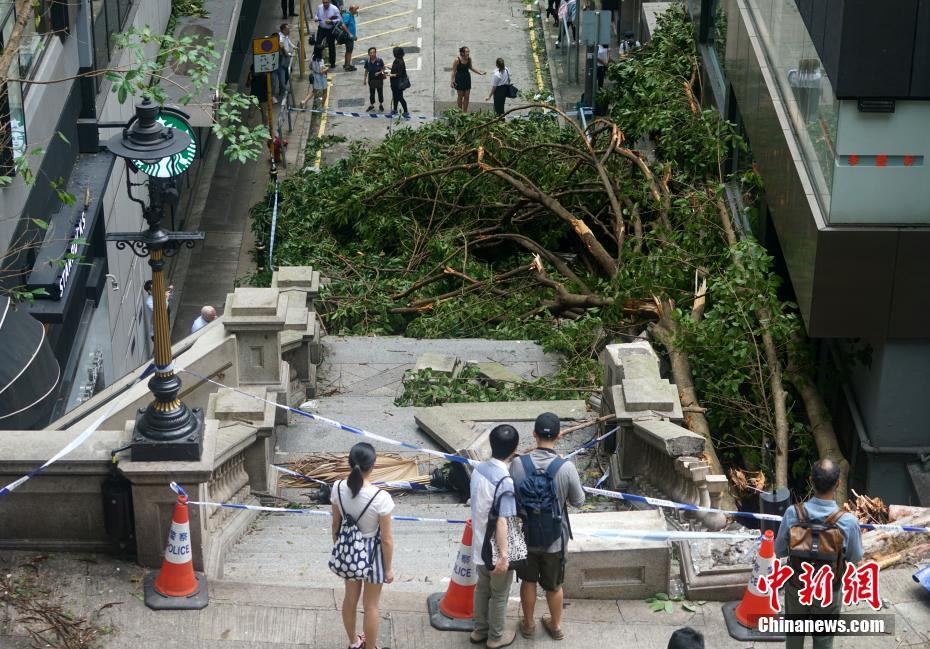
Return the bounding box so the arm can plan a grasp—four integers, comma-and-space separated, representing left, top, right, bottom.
0, 3, 27, 177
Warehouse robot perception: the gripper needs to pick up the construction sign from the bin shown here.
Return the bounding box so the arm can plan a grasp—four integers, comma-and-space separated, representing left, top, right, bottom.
253, 35, 280, 73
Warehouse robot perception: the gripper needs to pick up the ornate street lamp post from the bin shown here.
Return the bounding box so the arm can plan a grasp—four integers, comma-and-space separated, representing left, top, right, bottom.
105, 98, 204, 462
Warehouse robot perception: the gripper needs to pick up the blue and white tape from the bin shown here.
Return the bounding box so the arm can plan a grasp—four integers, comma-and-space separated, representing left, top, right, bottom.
565, 426, 618, 459
178, 368, 479, 467
169, 481, 466, 524
289, 107, 435, 120
585, 486, 930, 534
0, 363, 154, 498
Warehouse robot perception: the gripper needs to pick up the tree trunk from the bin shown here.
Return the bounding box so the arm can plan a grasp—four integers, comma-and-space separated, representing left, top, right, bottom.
653, 300, 738, 510
786, 363, 849, 504
758, 308, 791, 490
0, 1, 33, 87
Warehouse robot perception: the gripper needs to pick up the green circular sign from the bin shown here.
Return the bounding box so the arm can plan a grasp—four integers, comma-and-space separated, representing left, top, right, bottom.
130, 111, 197, 178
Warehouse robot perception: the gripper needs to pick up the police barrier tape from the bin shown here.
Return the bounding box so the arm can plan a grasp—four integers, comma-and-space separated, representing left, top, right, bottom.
0, 363, 154, 498
287, 106, 588, 122
584, 486, 930, 534
177, 368, 479, 467
167, 482, 761, 541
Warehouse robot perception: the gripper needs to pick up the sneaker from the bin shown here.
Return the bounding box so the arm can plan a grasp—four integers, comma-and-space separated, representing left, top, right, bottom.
402, 112, 410, 118
486, 627, 516, 649
469, 630, 488, 644
378, 103, 384, 111
541, 615, 564, 641
344, 65, 357, 72
519, 618, 536, 638
273, 97, 280, 104
365, 105, 375, 112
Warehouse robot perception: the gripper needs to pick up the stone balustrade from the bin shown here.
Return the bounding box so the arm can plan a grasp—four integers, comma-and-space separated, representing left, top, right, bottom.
599, 342, 728, 531
0, 268, 323, 579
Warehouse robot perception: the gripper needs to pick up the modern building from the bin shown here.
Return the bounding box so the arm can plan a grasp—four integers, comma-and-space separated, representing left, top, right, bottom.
686, 0, 930, 504
0, 0, 259, 425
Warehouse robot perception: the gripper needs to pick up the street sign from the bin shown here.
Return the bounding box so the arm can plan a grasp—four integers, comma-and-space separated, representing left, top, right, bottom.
129, 108, 197, 178
253, 35, 280, 73
582, 10, 612, 46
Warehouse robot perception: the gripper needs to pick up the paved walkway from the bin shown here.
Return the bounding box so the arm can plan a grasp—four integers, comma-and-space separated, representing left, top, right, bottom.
1, 552, 927, 648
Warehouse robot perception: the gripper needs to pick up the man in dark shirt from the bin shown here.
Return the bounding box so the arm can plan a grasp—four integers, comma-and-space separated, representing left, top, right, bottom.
362, 47, 385, 112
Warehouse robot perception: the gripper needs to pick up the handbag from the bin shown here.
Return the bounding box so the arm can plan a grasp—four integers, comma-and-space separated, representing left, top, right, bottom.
399, 74, 411, 91
506, 84, 519, 99
481, 476, 528, 571
329, 485, 383, 580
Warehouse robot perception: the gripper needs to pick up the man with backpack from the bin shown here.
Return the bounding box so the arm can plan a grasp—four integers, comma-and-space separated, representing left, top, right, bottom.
470, 424, 521, 648
774, 459, 864, 649
510, 412, 585, 642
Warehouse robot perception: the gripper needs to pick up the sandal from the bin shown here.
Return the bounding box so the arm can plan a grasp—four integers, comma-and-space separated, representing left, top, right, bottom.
519, 618, 536, 638
541, 615, 564, 641
348, 633, 365, 649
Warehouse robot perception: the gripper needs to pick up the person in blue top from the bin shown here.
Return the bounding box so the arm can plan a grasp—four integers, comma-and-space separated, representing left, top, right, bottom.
340, 5, 359, 72
774, 459, 863, 649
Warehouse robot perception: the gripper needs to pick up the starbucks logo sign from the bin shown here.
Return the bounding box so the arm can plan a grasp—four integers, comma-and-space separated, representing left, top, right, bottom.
130, 111, 197, 178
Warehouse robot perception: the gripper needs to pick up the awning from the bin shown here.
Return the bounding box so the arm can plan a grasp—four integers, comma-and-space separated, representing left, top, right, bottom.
0, 296, 60, 429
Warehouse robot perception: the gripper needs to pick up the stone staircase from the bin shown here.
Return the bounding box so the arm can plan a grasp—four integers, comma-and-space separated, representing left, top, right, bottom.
220, 497, 470, 592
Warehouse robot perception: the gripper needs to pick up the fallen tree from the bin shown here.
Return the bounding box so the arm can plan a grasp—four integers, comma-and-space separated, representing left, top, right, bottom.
252, 5, 850, 501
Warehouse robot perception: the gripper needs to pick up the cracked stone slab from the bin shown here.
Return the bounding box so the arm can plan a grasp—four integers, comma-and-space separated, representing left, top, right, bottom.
632, 419, 705, 457
413, 353, 462, 377
621, 378, 677, 411
472, 361, 524, 385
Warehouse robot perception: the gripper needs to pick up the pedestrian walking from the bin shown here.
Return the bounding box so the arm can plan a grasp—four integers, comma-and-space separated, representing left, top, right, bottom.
315, 0, 342, 68
330, 442, 395, 649
619, 31, 641, 55
510, 412, 585, 642
363, 47, 386, 112
450, 46, 485, 113
596, 43, 609, 88
190, 305, 217, 334
387, 46, 409, 117
274, 23, 297, 104
774, 459, 863, 649
546, 0, 561, 26
470, 425, 521, 648
301, 47, 329, 108
555, 0, 577, 48
487, 58, 511, 116
340, 5, 359, 72
281, 0, 296, 19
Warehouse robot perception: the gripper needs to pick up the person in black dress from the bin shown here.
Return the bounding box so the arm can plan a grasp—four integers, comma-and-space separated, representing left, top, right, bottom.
388, 46, 409, 117
450, 46, 485, 113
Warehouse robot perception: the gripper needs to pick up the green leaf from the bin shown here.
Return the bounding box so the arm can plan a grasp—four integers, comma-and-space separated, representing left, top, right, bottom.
654, 592, 669, 601
664, 601, 674, 614
57, 131, 71, 145
650, 601, 665, 613
682, 603, 696, 612
31, 218, 49, 230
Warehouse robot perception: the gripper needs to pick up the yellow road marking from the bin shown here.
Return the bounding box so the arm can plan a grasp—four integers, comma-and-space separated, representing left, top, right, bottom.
358, 0, 402, 12
528, 12, 545, 92
357, 25, 415, 42
358, 10, 413, 26
314, 74, 333, 169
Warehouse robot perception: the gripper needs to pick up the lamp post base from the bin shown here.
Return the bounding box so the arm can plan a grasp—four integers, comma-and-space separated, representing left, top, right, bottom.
130, 406, 205, 462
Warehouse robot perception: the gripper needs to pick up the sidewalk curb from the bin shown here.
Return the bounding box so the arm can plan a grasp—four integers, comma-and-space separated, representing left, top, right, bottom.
537, 1, 569, 120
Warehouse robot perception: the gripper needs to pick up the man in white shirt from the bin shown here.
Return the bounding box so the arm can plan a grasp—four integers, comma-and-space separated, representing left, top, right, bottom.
596, 43, 610, 88
315, 0, 342, 68
469, 425, 520, 648
144, 279, 172, 341
275, 23, 297, 103
190, 305, 217, 334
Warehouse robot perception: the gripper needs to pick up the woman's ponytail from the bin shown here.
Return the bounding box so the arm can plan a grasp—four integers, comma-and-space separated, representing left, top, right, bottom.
346, 442, 376, 497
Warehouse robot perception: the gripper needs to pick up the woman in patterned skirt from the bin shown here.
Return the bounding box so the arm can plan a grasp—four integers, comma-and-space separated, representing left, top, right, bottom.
332, 443, 395, 649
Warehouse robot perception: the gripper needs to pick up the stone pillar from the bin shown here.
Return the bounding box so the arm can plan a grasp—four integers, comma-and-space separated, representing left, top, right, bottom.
212, 388, 277, 495
118, 418, 218, 569
223, 287, 290, 425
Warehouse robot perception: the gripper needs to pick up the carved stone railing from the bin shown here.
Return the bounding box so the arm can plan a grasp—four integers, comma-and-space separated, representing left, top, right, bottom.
599, 342, 728, 531
0, 267, 324, 579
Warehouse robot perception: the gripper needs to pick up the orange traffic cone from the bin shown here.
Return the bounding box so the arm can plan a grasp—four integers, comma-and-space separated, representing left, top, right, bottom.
723, 529, 784, 641
427, 520, 478, 631
143, 490, 209, 610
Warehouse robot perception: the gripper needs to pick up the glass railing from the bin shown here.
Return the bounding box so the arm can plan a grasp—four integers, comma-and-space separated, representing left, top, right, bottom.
744, 0, 837, 213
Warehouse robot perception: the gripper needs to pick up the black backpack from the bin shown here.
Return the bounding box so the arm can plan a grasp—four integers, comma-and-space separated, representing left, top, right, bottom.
517, 455, 566, 549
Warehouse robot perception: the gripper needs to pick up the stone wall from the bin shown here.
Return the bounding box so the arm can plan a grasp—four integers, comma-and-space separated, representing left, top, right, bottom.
0, 268, 323, 576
